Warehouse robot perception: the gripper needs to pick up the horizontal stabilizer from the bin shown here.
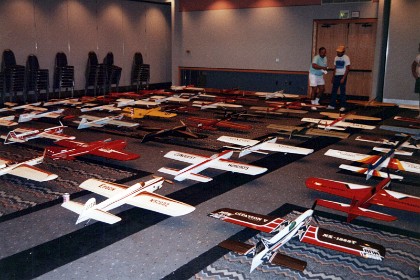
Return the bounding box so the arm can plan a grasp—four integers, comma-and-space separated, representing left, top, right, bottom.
158, 167, 181, 176
180, 172, 213, 182
317, 125, 346, 131
62, 201, 121, 224
373, 147, 413, 156
316, 199, 397, 222
218, 239, 254, 255
270, 252, 307, 272
338, 164, 404, 180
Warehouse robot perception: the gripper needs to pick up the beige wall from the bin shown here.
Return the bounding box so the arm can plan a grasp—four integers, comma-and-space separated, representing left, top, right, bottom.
0, 0, 171, 91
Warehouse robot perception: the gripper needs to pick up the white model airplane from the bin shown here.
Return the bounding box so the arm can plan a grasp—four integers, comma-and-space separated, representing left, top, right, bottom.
80, 104, 121, 112
0, 155, 58, 182
192, 100, 243, 110
209, 206, 385, 272
149, 95, 191, 104
0, 115, 18, 127
158, 150, 267, 182
324, 148, 420, 180
18, 108, 64, 123
217, 135, 314, 158
61, 176, 195, 224
301, 117, 375, 131
355, 135, 419, 150
1, 122, 75, 144
75, 114, 139, 129
254, 91, 300, 100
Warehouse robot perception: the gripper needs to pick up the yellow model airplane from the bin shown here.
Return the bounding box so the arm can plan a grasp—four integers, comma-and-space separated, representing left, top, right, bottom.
122, 107, 177, 119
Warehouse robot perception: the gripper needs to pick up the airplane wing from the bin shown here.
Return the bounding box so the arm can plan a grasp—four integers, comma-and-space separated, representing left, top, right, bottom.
89, 147, 140, 161
338, 164, 404, 180
370, 189, 420, 213
209, 158, 267, 175
39, 131, 75, 141
301, 225, 385, 260
217, 136, 259, 147
108, 119, 139, 127
126, 191, 195, 216
78, 114, 101, 121
216, 120, 252, 130
79, 179, 127, 197
163, 150, 209, 164
208, 208, 286, 233
260, 142, 314, 155
144, 109, 177, 118
324, 149, 379, 163
0, 158, 13, 168
7, 164, 58, 182
320, 112, 381, 121
301, 118, 375, 130
0, 116, 18, 127
390, 158, 420, 173
306, 177, 372, 200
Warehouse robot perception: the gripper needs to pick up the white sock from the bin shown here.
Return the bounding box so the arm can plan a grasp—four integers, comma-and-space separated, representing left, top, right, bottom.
315, 98, 320, 105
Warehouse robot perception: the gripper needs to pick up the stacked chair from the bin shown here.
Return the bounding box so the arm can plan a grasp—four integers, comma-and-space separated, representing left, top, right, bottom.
84, 51, 107, 96
53, 52, 74, 99
1, 49, 25, 104
25, 54, 49, 102
131, 52, 150, 92
103, 52, 122, 93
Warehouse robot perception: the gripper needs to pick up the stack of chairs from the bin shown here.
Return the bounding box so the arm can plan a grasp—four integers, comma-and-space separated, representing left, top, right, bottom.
25, 54, 49, 102
103, 52, 122, 94
1, 49, 25, 104
131, 52, 150, 92
85, 51, 107, 96
53, 52, 74, 99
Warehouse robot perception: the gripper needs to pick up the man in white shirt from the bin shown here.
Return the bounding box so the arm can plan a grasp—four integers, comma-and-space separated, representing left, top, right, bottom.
328, 45, 350, 112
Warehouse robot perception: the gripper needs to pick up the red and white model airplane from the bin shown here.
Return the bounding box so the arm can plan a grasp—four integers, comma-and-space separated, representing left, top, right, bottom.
62, 176, 195, 224
0, 155, 58, 182
187, 116, 252, 131
158, 150, 267, 182
1, 123, 75, 144
301, 111, 378, 131
217, 136, 314, 158
46, 139, 140, 161
324, 148, 420, 180
306, 177, 420, 222
209, 206, 385, 272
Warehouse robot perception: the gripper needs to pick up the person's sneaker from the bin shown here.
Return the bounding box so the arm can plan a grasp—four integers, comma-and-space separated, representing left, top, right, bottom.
327, 105, 335, 110
311, 106, 317, 111
311, 100, 315, 105
339, 107, 346, 112
314, 98, 320, 105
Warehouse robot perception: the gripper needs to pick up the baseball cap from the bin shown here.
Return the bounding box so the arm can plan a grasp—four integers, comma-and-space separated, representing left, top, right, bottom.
336, 45, 345, 52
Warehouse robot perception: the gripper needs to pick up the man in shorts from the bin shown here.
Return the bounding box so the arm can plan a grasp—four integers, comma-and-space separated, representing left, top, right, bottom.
309, 47, 328, 110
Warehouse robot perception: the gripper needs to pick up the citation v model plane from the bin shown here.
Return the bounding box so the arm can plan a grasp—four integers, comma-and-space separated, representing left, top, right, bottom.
209, 206, 385, 272
158, 150, 267, 182
62, 176, 195, 224
217, 135, 314, 158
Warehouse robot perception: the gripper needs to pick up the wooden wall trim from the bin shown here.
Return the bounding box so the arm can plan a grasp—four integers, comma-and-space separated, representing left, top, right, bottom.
179, 0, 321, 12
179, 66, 308, 75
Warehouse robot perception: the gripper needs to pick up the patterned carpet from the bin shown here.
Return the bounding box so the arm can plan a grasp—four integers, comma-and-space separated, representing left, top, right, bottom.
190, 205, 420, 280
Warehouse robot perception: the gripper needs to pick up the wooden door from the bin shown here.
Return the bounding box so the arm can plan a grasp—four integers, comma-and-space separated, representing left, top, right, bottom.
313, 19, 377, 97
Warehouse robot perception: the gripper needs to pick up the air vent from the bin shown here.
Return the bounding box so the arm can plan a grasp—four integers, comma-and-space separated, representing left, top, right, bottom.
322, 0, 371, 4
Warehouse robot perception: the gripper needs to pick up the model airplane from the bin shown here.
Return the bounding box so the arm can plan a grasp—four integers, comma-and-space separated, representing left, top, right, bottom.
301, 117, 375, 131
254, 91, 300, 100
355, 135, 419, 150
80, 104, 121, 112
208, 206, 385, 272
122, 107, 177, 119
1, 102, 46, 112
319, 111, 381, 121
0, 115, 18, 127
306, 177, 420, 222
187, 116, 252, 131
149, 94, 191, 104
158, 150, 267, 182
347, 99, 396, 107
141, 121, 204, 143
192, 100, 243, 110
217, 135, 314, 157
324, 148, 420, 180
18, 108, 64, 123
61, 176, 195, 224
1, 122, 75, 144
0, 155, 58, 182
75, 114, 139, 129
250, 105, 307, 115
46, 138, 140, 161
267, 124, 350, 139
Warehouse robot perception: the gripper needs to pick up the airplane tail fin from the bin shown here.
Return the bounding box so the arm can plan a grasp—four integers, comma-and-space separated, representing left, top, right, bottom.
3, 131, 24, 144
61, 198, 121, 224
316, 199, 397, 222
77, 118, 88, 129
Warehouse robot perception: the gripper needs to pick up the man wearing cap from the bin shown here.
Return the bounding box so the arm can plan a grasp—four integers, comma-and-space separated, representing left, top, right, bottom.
328, 45, 350, 112
309, 47, 328, 110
